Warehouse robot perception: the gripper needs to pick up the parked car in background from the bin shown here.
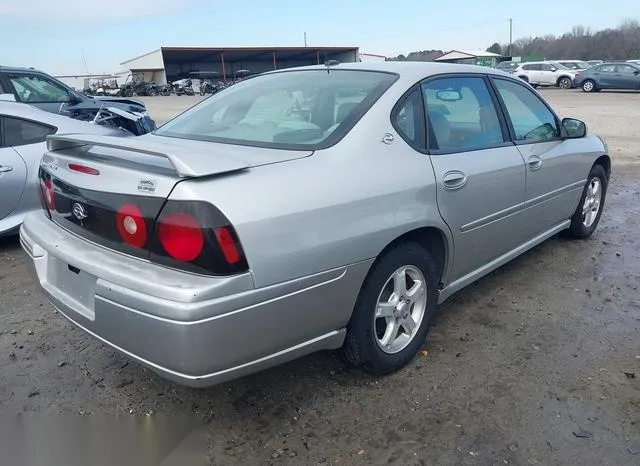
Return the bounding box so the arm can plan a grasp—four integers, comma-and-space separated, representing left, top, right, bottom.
495, 61, 519, 73
556, 60, 591, 71
0, 66, 156, 134
20, 62, 610, 387
574, 62, 640, 92
586, 60, 604, 66
514, 61, 577, 88
0, 99, 127, 236
627, 59, 640, 65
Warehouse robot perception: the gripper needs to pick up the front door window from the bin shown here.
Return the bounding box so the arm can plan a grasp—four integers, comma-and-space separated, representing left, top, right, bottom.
9, 75, 70, 103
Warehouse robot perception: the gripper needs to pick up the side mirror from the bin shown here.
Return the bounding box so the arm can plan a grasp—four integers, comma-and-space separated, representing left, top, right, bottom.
549, 67, 557, 72
562, 118, 586, 138
68, 93, 83, 105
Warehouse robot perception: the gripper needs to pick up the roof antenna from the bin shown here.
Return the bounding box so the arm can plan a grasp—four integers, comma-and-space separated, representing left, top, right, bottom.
324, 59, 340, 73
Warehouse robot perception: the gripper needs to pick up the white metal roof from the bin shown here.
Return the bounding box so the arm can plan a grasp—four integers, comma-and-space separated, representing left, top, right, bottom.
434, 50, 502, 61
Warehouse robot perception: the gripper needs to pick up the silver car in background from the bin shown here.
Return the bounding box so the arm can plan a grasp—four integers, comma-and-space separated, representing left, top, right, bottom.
20, 62, 610, 387
0, 98, 124, 236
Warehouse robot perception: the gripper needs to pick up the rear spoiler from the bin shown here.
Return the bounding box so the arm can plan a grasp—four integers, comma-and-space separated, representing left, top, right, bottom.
46, 133, 250, 178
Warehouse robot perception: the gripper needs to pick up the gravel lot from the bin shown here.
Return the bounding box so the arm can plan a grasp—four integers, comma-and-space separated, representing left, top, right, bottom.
1, 89, 639, 465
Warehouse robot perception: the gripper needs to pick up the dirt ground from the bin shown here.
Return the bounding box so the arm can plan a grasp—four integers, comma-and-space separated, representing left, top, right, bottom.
1, 89, 639, 465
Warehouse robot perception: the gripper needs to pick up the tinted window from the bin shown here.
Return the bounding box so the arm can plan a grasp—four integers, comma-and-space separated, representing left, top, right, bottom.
522, 64, 539, 71
422, 76, 504, 152
9, 75, 70, 103
616, 65, 637, 74
156, 70, 397, 150
540, 64, 552, 71
598, 65, 616, 73
492, 78, 559, 143
392, 88, 423, 149
2, 117, 55, 146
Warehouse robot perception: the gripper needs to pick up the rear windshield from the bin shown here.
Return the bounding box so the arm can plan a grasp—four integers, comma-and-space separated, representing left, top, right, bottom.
155, 69, 397, 150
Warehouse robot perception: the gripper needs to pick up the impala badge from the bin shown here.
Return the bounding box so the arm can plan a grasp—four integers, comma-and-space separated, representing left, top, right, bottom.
72, 202, 88, 221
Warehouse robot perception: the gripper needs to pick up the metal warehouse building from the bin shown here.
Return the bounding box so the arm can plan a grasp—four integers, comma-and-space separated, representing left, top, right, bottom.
433, 50, 503, 67
120, 46, 361, 85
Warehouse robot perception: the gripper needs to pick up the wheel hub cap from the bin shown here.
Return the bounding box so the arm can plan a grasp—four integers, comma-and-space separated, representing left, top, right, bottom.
374, 266, 427, 354
582, 178, 602, 228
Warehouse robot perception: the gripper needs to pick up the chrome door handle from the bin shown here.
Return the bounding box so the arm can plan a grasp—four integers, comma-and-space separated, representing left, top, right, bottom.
528, 156, 543, 171
442, 170, 467, 190
0, 165, 13, 173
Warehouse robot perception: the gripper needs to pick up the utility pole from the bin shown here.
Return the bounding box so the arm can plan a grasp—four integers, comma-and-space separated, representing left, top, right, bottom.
508, 18, 513, 57
304, 32, 307, 47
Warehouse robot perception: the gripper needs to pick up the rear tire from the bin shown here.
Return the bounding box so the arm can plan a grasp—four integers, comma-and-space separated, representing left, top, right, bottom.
582, 79, 597, 93
343, 242, 439, 375
565, 164, 608, 238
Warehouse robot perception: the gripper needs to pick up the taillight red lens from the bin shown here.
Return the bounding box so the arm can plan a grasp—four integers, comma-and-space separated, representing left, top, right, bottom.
40, 178, 55, 211
214, 227, 241, 264
158, 212, 204, 262
116, 203, 147, 248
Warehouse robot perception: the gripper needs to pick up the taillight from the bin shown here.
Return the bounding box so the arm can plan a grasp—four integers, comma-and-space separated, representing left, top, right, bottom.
214, 227, 241, 264
149, 200, 249, 276
116, 203, 148, 248
39, 177, 55, 212
158, 212, 204, 262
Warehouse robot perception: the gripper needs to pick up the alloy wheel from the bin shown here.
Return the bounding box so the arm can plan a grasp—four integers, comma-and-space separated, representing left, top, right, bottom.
582, 177, 602, 228
374, 265, 427, 354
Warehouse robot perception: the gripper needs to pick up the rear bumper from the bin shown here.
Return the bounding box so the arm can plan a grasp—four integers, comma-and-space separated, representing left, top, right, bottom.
20, 211, 369, 387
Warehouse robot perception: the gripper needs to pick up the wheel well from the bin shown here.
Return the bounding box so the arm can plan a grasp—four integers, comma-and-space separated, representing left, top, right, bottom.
557, 75, 572, 85
594, 155, 611, 178
379, 227, 447, 286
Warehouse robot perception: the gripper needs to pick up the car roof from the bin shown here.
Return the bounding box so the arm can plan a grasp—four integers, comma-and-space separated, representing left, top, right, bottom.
265, 61, 512, 80
0, 65, 45, 74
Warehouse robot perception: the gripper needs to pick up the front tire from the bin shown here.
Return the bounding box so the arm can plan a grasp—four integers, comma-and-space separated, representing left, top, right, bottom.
558, 76, 573, 89
566, 164, 608, 238
343, 242, 439, 375
582, 79, 597, 93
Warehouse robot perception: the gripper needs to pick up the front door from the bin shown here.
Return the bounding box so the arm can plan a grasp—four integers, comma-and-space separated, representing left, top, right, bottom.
490, 77, 585, 237
422, 75, 527, 281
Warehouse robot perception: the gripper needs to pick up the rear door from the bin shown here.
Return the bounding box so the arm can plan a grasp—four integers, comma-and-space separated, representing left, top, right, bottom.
0, 115, 57, 220
594, 64, 617, 87
422, 75, 527, 280
490, 77, 584, 236
0, 118, 28, 220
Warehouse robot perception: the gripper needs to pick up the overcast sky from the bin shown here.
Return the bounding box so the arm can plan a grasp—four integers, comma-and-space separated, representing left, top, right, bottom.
0, 0, 637, 74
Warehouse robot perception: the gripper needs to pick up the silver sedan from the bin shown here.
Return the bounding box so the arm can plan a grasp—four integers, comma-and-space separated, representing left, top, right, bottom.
20, 62, 610, 387
0, 99, 125, 236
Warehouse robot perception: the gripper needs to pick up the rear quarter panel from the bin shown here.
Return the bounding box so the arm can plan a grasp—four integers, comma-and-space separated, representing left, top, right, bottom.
169, 79, 453, 288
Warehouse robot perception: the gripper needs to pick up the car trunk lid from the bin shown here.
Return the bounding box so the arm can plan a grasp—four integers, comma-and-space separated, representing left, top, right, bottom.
39, 133, 312, 265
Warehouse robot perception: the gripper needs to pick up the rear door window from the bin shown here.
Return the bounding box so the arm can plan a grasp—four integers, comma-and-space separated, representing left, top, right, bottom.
598, 65, 616, 73
2, 117, 56, 146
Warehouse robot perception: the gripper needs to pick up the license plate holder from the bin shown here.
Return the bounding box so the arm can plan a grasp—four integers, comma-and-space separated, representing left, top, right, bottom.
48, 257, 97, 321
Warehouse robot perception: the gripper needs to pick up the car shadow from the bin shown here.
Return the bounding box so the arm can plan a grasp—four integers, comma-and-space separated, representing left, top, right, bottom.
128, 233, 585, 410
0, 233, 20, 250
